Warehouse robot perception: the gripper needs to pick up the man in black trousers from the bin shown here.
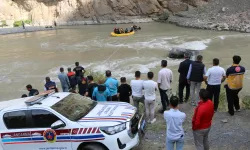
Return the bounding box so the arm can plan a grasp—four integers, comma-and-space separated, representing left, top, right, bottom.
178, 53, 192, 103
204, 58, 226, 112
225, 55, 245, 116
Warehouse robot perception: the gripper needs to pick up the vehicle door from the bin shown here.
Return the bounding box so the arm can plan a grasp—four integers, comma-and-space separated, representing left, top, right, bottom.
1, 109, 34, 150
27, 109, 72, 150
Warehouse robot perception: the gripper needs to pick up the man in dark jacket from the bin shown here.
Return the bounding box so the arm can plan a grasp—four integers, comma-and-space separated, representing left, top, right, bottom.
67, 68, 77, 91
178, 52, 192, 103
187, 55, 206, 106
26, 84, 39, 96
44, 77, 58, 92
85, 76, 98, 98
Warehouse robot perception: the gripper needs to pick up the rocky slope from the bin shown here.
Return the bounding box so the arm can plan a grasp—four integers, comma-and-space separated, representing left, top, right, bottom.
168, 0, 250, 33
0, 0, 206, 26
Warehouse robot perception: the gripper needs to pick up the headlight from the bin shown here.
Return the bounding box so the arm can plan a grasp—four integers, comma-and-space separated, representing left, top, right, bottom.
100, 123, 126, 135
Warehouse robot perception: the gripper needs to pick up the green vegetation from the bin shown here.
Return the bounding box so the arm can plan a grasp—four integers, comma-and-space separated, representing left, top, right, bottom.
24, 20, 32, 25
13, 20, 32, 27
242, 95, 250, 109
85, 70, 105, 83
218, 87, 228, 111
0, 20, 7, 27
13, 20, 22, 27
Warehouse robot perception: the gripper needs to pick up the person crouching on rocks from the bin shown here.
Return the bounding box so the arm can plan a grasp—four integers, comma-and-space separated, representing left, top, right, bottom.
92, 79, 111, 102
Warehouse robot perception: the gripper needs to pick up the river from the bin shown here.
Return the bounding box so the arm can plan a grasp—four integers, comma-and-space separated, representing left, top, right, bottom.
0, 22, 249, 100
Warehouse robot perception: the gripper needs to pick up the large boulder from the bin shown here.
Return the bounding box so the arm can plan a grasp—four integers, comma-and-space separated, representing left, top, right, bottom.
168, 0, 188, 13
168, 47, 199, 60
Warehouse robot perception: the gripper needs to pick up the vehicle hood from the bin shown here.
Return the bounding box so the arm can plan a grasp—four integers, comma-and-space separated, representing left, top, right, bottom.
77, 102, 136, 126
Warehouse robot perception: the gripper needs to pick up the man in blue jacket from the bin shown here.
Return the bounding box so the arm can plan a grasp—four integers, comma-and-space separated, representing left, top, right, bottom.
92, 80, 111, 101
105, 70, 118, 101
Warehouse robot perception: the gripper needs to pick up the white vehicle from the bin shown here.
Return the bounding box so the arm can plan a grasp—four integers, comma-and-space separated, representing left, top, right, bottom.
0, 91, 145, 150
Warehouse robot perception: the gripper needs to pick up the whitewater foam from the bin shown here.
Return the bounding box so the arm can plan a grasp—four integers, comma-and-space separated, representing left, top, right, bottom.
40, 36, 212, 52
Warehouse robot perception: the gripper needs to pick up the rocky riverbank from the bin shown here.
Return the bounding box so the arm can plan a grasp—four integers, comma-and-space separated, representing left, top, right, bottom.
0, 26, 55, 35
166, 0, 250, 33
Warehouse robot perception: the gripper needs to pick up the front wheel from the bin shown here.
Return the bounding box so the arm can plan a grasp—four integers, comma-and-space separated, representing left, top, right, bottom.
82, 144, 106, 150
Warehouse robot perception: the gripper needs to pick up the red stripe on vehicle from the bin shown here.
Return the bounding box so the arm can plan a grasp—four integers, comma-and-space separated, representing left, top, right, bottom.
82, 128, 88, 134
4, 141, 46, 145
92, 127, 97, 133
87, 128, 92, 134
96, 129, 101, 134
78, 128, 83, 134
71, 138, 105, 142
72, 128, 79, 135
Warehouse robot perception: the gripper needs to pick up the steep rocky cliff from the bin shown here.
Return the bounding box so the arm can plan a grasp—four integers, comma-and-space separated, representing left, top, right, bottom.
0, 0, 207, 26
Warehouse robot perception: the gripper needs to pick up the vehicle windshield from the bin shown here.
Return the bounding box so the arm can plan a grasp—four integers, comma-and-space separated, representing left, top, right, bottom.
51, 94, 97, 121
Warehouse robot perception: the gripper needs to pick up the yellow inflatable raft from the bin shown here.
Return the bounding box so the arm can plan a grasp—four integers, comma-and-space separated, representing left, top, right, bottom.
110, 31, 135, 37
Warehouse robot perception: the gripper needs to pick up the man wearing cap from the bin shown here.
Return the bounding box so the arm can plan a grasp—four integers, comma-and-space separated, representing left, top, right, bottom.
178, 52, 192, 103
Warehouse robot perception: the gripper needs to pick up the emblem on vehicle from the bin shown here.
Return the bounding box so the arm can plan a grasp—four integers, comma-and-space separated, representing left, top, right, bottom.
43, 129, 57, 143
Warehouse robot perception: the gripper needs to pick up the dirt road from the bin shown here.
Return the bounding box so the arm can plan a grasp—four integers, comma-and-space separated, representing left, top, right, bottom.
134, 102, 250, 150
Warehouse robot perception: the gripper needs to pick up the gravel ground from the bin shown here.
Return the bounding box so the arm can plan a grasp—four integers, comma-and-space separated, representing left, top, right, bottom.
167, 0, 250, 33
134, 96, 250, 150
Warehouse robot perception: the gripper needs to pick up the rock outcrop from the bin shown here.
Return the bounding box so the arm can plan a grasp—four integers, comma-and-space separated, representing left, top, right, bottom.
168, 0, 250, 33
0, 0, 206, 26
168, 47, 199, 60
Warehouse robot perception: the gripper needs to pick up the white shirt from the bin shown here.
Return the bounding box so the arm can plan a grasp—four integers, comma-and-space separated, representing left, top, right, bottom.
143, 80, 158, 101
164, 109, 186, 140
130, 80, 144, 97
205, 66, 226, 85
157, 68, 173, 90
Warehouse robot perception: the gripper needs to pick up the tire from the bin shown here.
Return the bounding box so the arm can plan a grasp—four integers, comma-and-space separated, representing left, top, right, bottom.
82, 144, 106, 150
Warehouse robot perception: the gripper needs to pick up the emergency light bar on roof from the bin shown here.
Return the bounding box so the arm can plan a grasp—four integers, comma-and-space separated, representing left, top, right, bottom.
25, 90, 55, 106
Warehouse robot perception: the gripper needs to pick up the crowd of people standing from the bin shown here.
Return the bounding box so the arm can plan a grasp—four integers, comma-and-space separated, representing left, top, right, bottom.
22, 54, 245, 150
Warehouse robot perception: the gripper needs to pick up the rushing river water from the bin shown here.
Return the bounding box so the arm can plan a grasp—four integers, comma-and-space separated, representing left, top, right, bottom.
0, 22, 250, 100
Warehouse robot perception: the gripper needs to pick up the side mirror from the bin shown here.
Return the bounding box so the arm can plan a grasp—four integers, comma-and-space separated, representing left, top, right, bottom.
51, 120, 65, 130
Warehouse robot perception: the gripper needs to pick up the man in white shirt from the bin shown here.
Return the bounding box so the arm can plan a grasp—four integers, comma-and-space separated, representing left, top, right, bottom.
204, 58, 226, 112
158, 60, 173, 113
143, 72, 158, 124
130, 71, 144, 112
164, 96, 186, 150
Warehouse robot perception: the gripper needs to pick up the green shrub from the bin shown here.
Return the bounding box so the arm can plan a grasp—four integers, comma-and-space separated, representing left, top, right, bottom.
13, 20, 32, 27
85, 70, 105, 83
13, 20, 22, 27
242, 96, 250, 109
0, 20, 7, 27
24, 20, 32, 25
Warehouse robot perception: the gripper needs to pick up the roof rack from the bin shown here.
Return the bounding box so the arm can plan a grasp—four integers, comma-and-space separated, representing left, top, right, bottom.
25, 90, 55, 106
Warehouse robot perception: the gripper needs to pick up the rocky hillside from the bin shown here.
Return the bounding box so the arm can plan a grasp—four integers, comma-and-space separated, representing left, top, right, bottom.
168, 0, 250, 33
0, 0, 207, 26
